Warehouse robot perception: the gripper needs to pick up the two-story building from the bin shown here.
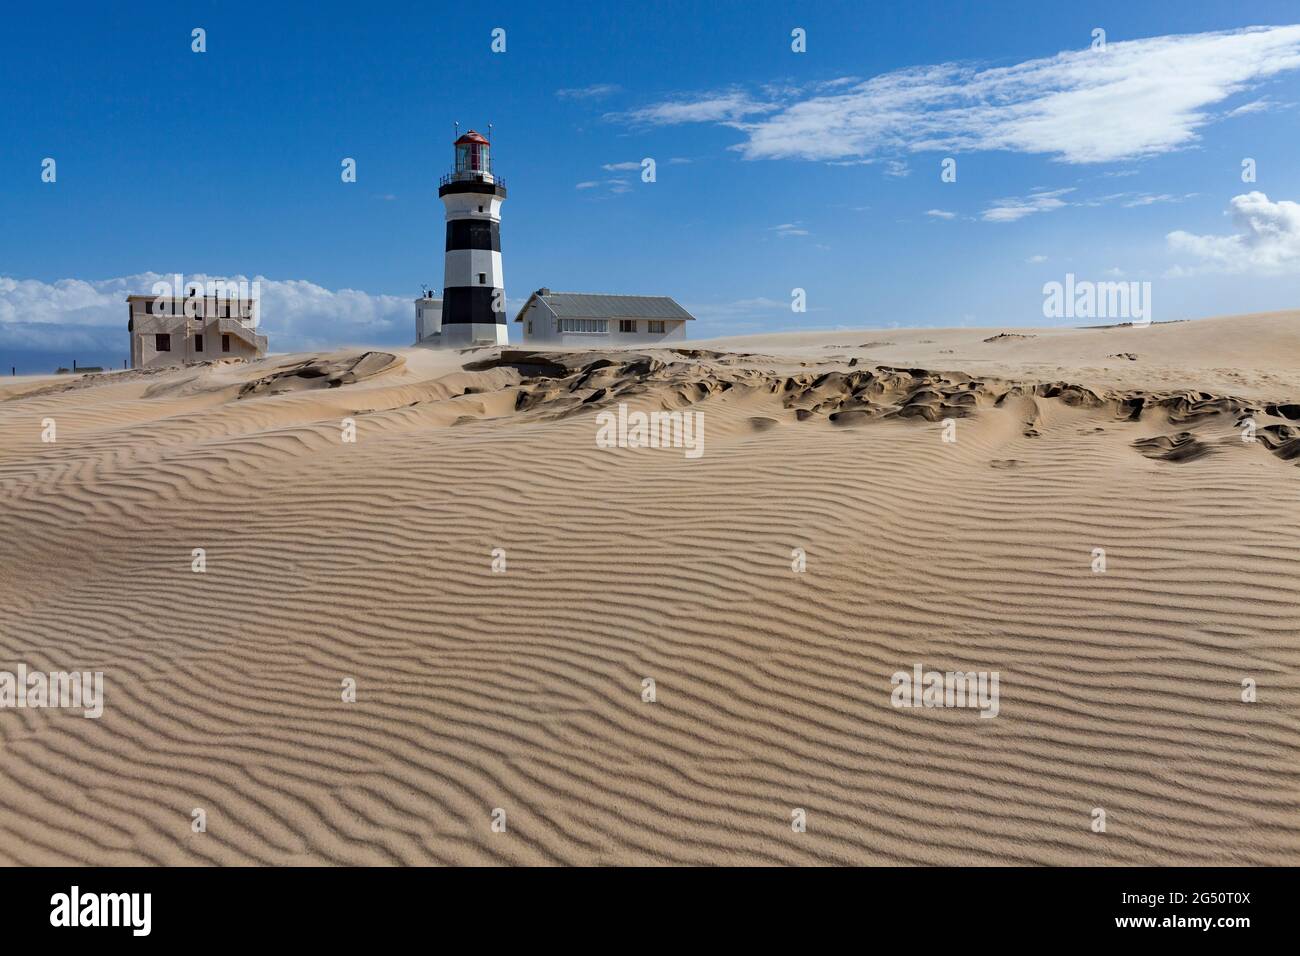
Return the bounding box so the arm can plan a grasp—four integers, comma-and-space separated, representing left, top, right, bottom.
127, 294, 267, 369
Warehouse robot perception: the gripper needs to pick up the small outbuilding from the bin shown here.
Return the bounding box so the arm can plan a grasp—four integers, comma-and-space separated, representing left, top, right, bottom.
514, 289, 694, 346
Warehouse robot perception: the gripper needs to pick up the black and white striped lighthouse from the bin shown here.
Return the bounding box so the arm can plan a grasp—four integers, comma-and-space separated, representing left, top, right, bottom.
437, 128, 508, 346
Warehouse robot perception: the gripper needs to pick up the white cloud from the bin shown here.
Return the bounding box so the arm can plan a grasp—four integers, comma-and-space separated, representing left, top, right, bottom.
982, 188, 1075, 222
0, 272, 415, 354
1226, 97, 1276, 116
883, 160, 911, 178
683, 296, 805, 332
615, 26, 1300, 165
575, 181, 600, 189
556, 84, 622, 100
609, 89, 780, 126
1121, 192, 1179, 207
1167, 191, 1300, 274
601, 161, 642, 171
1026, 254, 1048, 263
925, 209, 956, 219
769, 222, 809, 237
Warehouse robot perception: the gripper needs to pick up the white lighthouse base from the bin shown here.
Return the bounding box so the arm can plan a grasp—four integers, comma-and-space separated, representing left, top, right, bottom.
440, 323, 509, 347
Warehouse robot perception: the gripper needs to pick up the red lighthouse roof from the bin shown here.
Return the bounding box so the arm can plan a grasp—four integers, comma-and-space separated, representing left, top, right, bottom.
454, 130, 489, 146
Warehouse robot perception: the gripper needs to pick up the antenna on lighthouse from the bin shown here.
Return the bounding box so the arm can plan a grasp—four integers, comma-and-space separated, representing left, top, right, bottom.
454, 120, 459, 138
488, 122, 493, 142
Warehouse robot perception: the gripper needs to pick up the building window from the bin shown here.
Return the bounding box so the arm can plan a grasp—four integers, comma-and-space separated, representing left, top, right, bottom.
478, 205, 484, 213
478, 273, 487, 285
194, 334, 204, 353
619, 320, 637, 333
648, 320, 666, 334
559, 318, 608, 333
222, 334, 231, 353
526, 320, 533, 335
155, 333, 171, 352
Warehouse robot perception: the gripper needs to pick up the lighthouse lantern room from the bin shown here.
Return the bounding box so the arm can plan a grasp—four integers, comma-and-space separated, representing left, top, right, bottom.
437, 128, 508, 347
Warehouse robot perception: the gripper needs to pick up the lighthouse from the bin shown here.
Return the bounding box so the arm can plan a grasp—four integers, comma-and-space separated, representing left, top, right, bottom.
437, 128, 508, 346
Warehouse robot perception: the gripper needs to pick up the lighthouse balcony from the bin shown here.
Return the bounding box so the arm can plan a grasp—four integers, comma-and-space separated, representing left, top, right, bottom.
439, 172, 507, 199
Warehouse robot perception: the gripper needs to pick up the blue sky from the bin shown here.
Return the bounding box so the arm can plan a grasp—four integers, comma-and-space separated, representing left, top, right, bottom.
2, 0, 1300, 371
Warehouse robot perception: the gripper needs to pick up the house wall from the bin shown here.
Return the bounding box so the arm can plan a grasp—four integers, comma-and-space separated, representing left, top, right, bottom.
128, 303, 264, 369
519, 304, 688, 347
415, 297, 443, 342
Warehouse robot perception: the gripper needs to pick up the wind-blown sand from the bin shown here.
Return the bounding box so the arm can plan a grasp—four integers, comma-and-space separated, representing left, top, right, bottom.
1, 311, 1298, 865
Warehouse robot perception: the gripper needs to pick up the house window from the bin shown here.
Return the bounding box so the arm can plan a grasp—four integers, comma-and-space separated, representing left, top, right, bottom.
478, 273, 487, 285
526, 320, 533, 335
155, 333, 171, 352
559, 318, 608, 333
619, 320, 637, 333
648, 320, 666, 334
478, 205, 484, 213
194, 334, 204, 352
222, 334, 231, 353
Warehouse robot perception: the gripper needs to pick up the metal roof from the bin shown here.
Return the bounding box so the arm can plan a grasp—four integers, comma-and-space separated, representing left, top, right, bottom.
519, 291, 695, 321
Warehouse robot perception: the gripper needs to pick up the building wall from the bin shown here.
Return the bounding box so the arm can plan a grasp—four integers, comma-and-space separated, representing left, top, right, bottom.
441, 192, 503, 221
415, 297, 443, 342
127, 299, 265, 369
519, 305, 688, 347
132, 318, 263, 369
441, 188, 508, 347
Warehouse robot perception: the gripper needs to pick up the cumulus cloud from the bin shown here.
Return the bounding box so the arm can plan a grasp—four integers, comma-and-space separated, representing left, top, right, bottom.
0, 272, 415, 355
1167, 192, 1300, 274
614, 26, 1300, 165
925, 209, 956, 219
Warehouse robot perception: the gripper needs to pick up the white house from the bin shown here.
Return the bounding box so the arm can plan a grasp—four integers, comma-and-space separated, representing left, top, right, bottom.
127, 294, 266, 369
514, 289, 694, 346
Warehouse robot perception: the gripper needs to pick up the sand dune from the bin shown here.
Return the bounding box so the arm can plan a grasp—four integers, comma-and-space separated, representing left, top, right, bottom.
1, 312, 1297, 865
